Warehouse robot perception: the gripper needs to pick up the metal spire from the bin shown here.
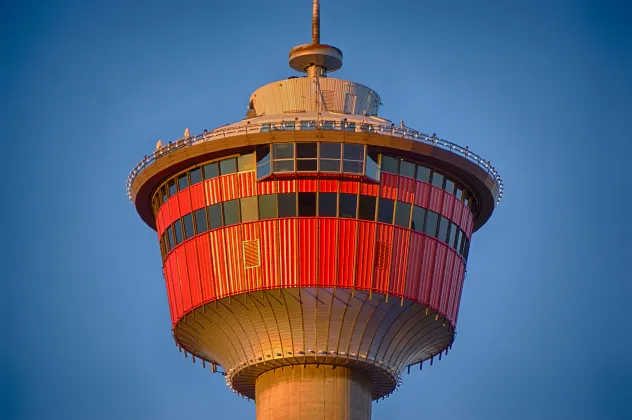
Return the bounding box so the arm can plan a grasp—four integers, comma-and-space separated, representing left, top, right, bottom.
312, 0, 320, 44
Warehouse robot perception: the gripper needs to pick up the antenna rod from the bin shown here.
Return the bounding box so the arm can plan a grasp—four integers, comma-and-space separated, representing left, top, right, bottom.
312, 0, 320, 44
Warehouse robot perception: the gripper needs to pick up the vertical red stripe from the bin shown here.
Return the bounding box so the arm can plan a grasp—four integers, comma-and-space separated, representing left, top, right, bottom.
175, 246, 192, 313
178, 189, 192, 216
419, 238, 437, 304
439, 249, 456, 316
185, 241, 202, 308
379, 173, 398, 200
430, 243, 447, 310
238, 171, 256, 198
278, 218, 297, 287
397, 177, 415, 203
441, 193, 455, 221
257, 179, 276, 195
208, 229, 228, 298
337, 219, 357, 287
259, 220, 278, 289
196, 233, 215, 302
318, 179, 338, 193
297, 179, 318, 192
298, 218, 318, 286
162, 265, 176, 325
414, 181, 431, 208
404, 233, 424, 300
220, 174, 239, 201
277, 179, 296, 193
340, 180, 359, 194
319, 218, 338, 287
223, 225, 244, 295
389, 227, 409, 297
359, 180, 378, 196
374, 224, 394, 292
356, 221, 376, 291
241, 223, 259, 292
428, 186, 443, 214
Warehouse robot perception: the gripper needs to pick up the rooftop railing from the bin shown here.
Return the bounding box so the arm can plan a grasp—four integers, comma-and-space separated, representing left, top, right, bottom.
126, 120, 504, 204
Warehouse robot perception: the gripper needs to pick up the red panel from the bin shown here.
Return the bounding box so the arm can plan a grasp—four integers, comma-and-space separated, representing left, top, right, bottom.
379, 173, 398, 200
389, 227, 409, 297
167, 196, 181, 225
223, 225, 244, 295
340, 181, 359, 194
414, 182, 431, 208
319, 179, 338, 193
240, 223, 259, 292
419, 238, 437, 304
356, 221, 376, 291
156, 208, 165, 235
430, 243, 448, 310
175, 246, 193, 313
278, 218, 298, 287
446, 258, 462, 322
404, 233, 425, 300
178, 189, 192, 216
428, 186, 443, 214
208, 229, 228, 297
359, 180, 379, 196
166, 255, 183, 321
397, 177, 416, 204
297, 179, 318, 192
185, 240, 203, 308
196, 233, 216, 301
298, 219, 318, 286
259, 220, 279, 289
238, 172, 256, 198
277, 179, 296, 193
337, 219, 357, 287
439, 249, 456, 316
162, 265, 176, 325
318, 218, 338, 287
220, 174, 239, 202
257, 179, 276, 195
441, 193, 455, 221
374, 224, 394, 293
205, 178, 223, 205
189, 183, 206, 211
453, 262, 466, 324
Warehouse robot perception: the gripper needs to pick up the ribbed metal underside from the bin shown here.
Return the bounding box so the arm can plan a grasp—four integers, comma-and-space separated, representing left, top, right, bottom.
174, 288, 453, 400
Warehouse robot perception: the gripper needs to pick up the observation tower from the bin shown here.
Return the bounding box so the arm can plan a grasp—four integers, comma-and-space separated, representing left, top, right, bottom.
126, 1, 503, 419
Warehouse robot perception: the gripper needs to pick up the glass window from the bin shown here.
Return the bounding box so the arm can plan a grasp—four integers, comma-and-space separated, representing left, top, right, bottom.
278, 193, 297, 217
343, 160, 363, 174
456, 229, 464, 254
455, 186, 463, 200
343, 144, 364, 161
320, 159, 341, 172
173, 219, 183, 245
320, 143, 341, 159
240, 196, 258, 222
444, 179, 455, 194
168, 179, 177, 197
297, 143, 317, 158
189, 168, 202, 185
194, 208, 208, 234
165, 227, 173, 251
318, 192, 337, 217
448, 222, 457, 249
463, 237, 470, 260
274, 160, 295, 172
178, 173, 189, 191
411, 206, 426, 232
394, 201, 411, 228
219, 158, 237, 175
182, 213, 194, 239
223, 199, 240, 225
160, 186, 168, 204
358, 195, 377, 221
366, 147, 380, 182
257, 161, 271, 179
431, 171, 444, 188
416, 165, 431, 182
257, 145, 271, 165
381, 155, 399, 174
399, 161, 415, 178
377, 198, 395, 224
298, 192, 316, 217
425, 211, 439, 237
208, 204, 223, 229
273, 143, 294, 159
238, 153, 255, 172
258, 194, 277, 219
297, 159, 317, 171
437, 217, 449, 242
339, 193, 357, 218
204, 162, 219, 179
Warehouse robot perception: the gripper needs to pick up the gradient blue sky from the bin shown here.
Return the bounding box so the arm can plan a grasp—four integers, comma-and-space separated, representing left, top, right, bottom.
2, 0, 631, 419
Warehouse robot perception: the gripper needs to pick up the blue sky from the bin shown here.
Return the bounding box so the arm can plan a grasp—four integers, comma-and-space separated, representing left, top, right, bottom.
2, 0, 631, 419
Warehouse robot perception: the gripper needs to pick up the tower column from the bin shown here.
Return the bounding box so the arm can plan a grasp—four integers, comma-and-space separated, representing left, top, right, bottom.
255, 365, 372, 420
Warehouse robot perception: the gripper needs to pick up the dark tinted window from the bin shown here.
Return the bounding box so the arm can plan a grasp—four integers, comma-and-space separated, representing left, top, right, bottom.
343, 144, 364, 161
455, 187, 463, 200
297, 143, 317, 158
161, 187, 168, 203
298, 192, 316, 217
343, 160, 363, 174
437, 217, 449, 242
274, 160, 295, 172
448, 222, 457, 248
320, 159, 341, 172
394, 201, 411, 228
189, 168, 203, 185
320, 143, 341, 159
425, 211, 439, 237
178, 174, 189, 191
381, 156, 399, 174
182, 214, 194, 239
168, 179, 177, 197
377, 198, 395, 224
297, 159, 318, 171
173, 219, 183, 244
456, 229, 464, 253
366, 148, 380, 181
220, 158, 237, 175
258, 194, 277, 219
204, 162, 219, 179
223, 199, 240, 225
194, 208, 208, 234
358, 195, 377, 220
444, 179, 455, 194
256, 145, 271, 164
165, 227, 173, 251
463, 237, 470, 260
238, 153, 255, 172
257, 161, 271, 178
399, 161, 415, 178
339, 193, 357, 218
240, 196, 258, 222
278, 193, 297, 217
411, 206, 426, 232
273, 143, 294, 159
318, 192, 337, 217
416, 165, 431, 182
431, 172, 444, 188
208, 204, 223, 229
